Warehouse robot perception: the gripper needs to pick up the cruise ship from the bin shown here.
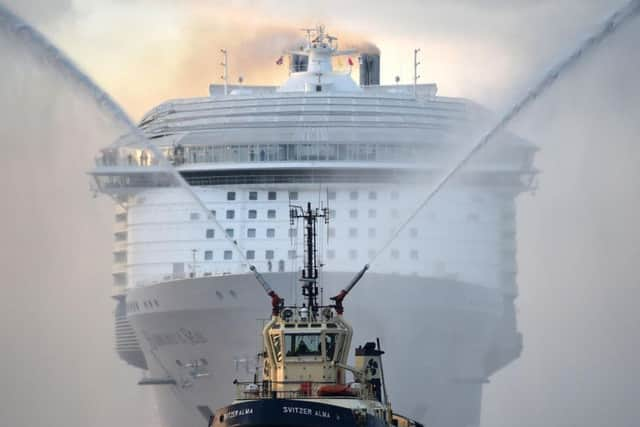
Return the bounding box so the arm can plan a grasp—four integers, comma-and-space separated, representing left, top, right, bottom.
90, 26, 537, 427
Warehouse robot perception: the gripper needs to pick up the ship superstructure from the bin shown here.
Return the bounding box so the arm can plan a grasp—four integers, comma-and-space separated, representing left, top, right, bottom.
90, 26, 537, 427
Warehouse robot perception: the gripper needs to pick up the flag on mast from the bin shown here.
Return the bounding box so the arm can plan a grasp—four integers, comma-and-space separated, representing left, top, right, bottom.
348, 57, 354, 66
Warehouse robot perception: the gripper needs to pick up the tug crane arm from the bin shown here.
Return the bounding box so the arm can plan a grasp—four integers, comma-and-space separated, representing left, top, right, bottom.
330, 264, 369, 314
249, 265, 283, 316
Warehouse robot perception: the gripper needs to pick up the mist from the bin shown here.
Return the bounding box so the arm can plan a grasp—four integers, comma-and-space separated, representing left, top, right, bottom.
1, 1, 640, 427
0, 11, 158, 427
482, 14, 640, 426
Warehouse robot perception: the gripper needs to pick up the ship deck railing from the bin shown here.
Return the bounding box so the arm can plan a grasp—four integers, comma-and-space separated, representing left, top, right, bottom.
234, 380, 375, 401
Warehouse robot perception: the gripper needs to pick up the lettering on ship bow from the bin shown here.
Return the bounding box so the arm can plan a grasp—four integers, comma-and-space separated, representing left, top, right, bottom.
283, 406, 331, 418
225, 408, 254, 419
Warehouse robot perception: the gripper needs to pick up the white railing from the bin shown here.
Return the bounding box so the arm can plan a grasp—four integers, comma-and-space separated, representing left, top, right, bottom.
134, 270, 242, 287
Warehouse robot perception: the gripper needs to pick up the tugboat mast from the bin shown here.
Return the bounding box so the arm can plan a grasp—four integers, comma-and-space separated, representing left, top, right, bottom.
289, 202, 328, 314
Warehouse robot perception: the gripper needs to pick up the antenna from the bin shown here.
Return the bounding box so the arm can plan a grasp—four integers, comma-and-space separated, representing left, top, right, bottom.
220, 48, 228, 96
300, 28, 314, 45
326, 34, 338, 49
289, 203, 328, 315
326, 188, 331, 245
413, 48, 421, 96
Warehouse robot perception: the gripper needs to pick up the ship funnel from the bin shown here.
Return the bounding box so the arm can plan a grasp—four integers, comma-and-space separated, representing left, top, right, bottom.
359, 53, 380, 86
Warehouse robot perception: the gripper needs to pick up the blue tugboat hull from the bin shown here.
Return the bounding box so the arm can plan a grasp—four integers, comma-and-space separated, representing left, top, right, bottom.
212, 399, 387, 427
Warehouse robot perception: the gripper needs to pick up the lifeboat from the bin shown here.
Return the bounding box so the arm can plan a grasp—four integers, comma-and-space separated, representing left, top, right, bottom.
317, 384, 357, 397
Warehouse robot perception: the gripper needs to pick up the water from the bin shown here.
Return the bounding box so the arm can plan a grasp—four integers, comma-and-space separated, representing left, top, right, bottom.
0, 12, 158, 427
0, 4, 254, 266
370, 0, 640, 265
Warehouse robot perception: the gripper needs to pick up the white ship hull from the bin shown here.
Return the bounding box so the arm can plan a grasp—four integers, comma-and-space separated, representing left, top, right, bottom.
125, 272, 520, 427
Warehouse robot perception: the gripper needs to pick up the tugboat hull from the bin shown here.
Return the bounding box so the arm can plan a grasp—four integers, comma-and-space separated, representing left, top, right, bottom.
213, 399, 387, 427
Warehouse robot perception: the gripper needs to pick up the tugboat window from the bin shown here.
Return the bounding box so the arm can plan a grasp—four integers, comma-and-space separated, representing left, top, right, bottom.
325, 334, 337, 360
285, 334, 321, 357
272, 335, 283, 362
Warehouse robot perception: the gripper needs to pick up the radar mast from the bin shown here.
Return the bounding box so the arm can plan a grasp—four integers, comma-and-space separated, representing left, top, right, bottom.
289, 202, 329, 316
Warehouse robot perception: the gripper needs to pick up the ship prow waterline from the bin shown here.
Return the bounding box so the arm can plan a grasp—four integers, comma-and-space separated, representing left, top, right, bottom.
89, 25, 536, 427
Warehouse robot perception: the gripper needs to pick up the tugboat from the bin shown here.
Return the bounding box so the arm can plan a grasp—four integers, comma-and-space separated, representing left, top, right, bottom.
209, 203, 424, 427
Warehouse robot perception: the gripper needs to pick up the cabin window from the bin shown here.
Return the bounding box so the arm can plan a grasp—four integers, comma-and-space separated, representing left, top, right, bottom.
285, 334, 321, 357
325, 334, 337, 361
249, 191, 258, 200
272, 335, 283, 362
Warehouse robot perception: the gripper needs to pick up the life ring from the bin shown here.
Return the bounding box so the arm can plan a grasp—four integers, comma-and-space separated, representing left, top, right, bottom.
317, 384, 357, 396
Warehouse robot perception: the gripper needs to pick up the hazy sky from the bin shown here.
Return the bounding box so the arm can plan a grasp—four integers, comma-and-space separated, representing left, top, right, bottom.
3, 0, 629, 118
1, 1, 639, 427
